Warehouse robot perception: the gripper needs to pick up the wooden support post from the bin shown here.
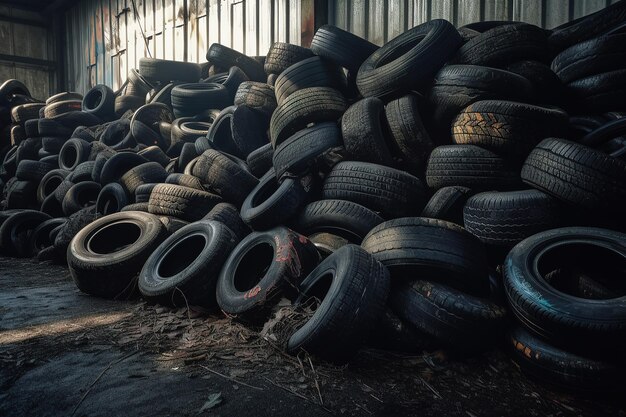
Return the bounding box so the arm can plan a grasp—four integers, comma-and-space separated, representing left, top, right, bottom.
301, 0, 328, 47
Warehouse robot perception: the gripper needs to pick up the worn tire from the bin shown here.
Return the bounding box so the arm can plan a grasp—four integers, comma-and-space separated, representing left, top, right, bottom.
341, 97, 394, 165
148, 183, 222, 222
420, 186, 472, 225
139, 220, 238, 308
362, 217, 489, 295
310, 25, 378, 74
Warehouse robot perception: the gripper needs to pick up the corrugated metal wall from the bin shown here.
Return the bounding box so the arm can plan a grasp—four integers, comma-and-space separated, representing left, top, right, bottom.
65, 0, 619, 93
329, 0, 621, 46
65, 0, 302, 93
0, 6, 56, 100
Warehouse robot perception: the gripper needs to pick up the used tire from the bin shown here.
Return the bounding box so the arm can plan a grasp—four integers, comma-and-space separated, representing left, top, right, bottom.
426, 145, 522, 191
357, 19, 462, 98
203, 202, 251, 241
390, 279, 506, 350
139, 58, 201, 83
139, 220, 238, 308
264, 42, 314, 75
292, 199, 383, 244
82, 84, 116, 121
119, 162, 168, 197
286, 244, 389, 363
246, 143, 274, 178
216, 227, 320, 321
234, 82, 277, 117
463, 189, 561, 247
503, 227, 626, 356
148, 183, 222, 222
310, 25, 378, 73
521, 138, 626, 212
322, 161, 428, 219
96, 182, 129, 215
240, 170, 313, 231
420, 185, 472, 225
274, 56, 347, 105
62, 181, 101, 216
269, 87, 347, 148
361, 217, 489, 295
206, 43, 265, 82
341, 97, 394, 166
452, 100, 569, 157
67, 211, 167, 299
0, 210, 52, 257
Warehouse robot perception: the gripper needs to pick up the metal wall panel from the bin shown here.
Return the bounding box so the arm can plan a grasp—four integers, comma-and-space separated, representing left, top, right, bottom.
328, 0, 612, 45
0, 5, 55, 99
66, 0, 303, 93
65, 0, 615, 93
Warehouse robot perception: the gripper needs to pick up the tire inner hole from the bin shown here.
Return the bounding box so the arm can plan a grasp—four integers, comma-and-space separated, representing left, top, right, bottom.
158, 234, 207, 278
303, 272, 334, 311
538, 242, 626, 299
87, 221, 142, 254
234, 242, 273, 292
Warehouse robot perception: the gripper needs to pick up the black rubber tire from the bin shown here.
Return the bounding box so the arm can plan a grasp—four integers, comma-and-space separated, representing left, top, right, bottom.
286, 244, 389, 363
53, 179, 74, 204
114, 95, 145, 117
548, 1, 626, 50
96, 182, 129, 215
357, 19, 462, 98
191, 149, 259, 206
62, 181, 102, 216
452, 100, 569, 157
165, 173, 204, 190
463, 189, 561, 247
23, 119, 40, 137
5, 180, 37, 209
505, 60, 565, 104
390, 279, 506, 350
29, 218, 67, 256
139, 58, 201, 83
216, 227, 320, 322
384, 94, 433, 169
246, 143, 274, 178
148, 183, 222, 222
119, 162, 169, 197
171, 118, 212, 144
121, 202, 150, 212
130, 103, 174, 149
67, 211, 167, 299
209, 105, 270, 159
15, 159, 55, 182
264, 42, 315, 75
99, 119, 131, 148
58, 138, 92, 171
361, 217, 489, 295
82, 84, 116, 121
503, 227, 626, 357
134, 183, 158, 203
508, 326, 624, 393
171, 83, 230, 118
52, 205, 99, 262
420, 185, 472, 225
274, 56, 347, 106
202, 202, 250, 241
138, 145, 170, 167
240, 170, 312, 231
176, 142, 199, 172
126, 68, 153, 97
521, 138, 626, 212
341, 97, 394, 166
67, 161, 97, 183
11, 103, 45, 124
292, 199, 383, 244
206, 43, 265, 82
46, 91, 83, 105
37, 168, 70, 204
44, 100, 82, 119
427, 65, 534, 144
425, 145, 522, 191
203, 66, 250, 102
0, 210, 52, 257
452, 23, 550, 67
233, 82, 277, 117
272, 122, 342, 179
269, 87, 347, 148
99, 152, 149, 185
551, 34, 626, 84
139, 220, 237, 308
322, 161, 428, 219
310, 24, 378, 74
580, 117, 626, 148
567, 69, 626, 112
41, 136, 67, 154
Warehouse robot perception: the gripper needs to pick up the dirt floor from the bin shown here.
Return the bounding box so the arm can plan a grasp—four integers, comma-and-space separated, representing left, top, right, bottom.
0, 257, 623, 417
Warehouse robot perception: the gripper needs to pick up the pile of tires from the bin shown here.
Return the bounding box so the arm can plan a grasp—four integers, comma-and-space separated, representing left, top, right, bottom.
0, 3, 625, 382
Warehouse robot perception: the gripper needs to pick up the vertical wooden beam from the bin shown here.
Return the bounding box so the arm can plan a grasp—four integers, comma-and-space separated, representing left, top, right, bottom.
301, 0, 328, 47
